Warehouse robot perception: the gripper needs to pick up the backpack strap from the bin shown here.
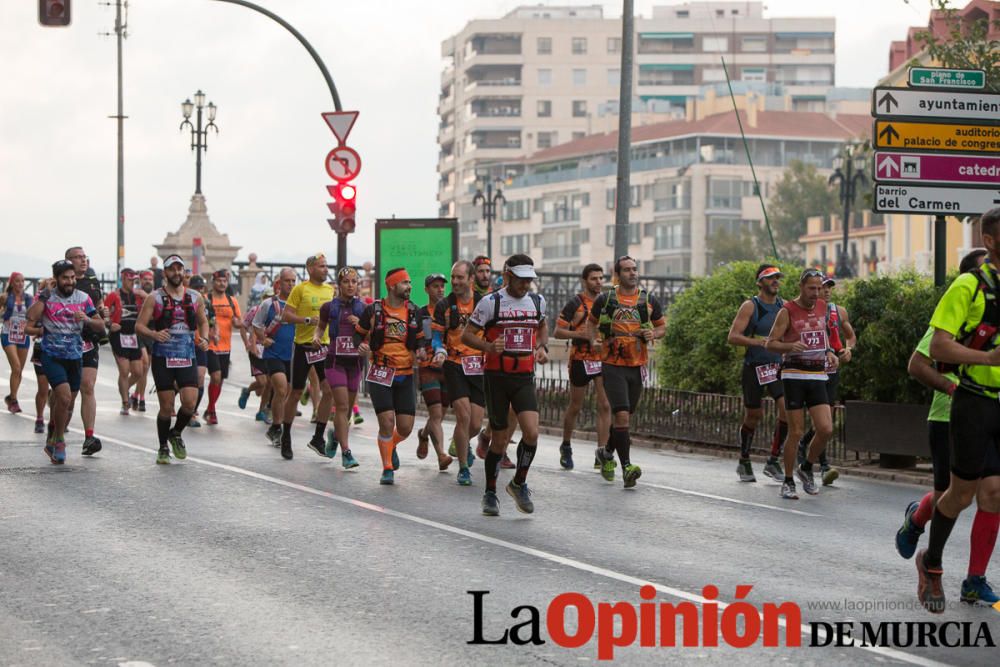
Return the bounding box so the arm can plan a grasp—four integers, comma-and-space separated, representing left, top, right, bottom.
447, 292, 460, 330
637, 288, 649, 325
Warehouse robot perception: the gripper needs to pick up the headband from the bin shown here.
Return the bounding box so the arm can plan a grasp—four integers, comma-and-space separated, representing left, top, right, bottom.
9, 272, 23, 282
385, 270, 411, 289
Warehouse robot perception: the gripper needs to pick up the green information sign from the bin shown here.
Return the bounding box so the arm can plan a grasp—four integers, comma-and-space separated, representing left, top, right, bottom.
374, 218, 458, 307
908, 67, 986, 90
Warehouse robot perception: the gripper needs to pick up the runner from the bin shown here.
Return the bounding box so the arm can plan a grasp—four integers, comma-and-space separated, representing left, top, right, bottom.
25, 303, 48, 433
354, 268, 424, 485
764, 269, 837, 500
239, 287, 270, 419
461, 254, 548, 515
586, 256, 666, 489
188, 275, 213, 428
472, 256, 493, 298
254, 269, 297, 449
897, 248, 998, 607
1, 272, 33, 414
204, 269, 242, 425
554, 263, 610, 470
914, 208, 1000, 613
134, 270, 156, 412
280, 253, 335, 461
314, 267, 364, 469
104, 268, 145, 415
65, 246, 107, 456
432, 261, 484, 485
796, 277, 857, 486
416, 272, 453, 471
726, 264, 788, 483
135, 255, 210, 464
25, 260, 105, 464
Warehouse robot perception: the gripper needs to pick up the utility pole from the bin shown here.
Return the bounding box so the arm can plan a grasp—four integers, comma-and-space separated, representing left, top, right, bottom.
613, 0, 635, 262
103, 0, 128, 284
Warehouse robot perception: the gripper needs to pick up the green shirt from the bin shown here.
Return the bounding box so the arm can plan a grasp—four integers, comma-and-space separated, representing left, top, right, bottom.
915, 326, 957, 423
928, 264, 1000, 397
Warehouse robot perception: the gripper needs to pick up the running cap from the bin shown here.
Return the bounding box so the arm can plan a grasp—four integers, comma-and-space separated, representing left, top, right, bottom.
121, 268, 137, 277
424, 273, 447, 287
164, 254, 185, 269
212, 269, 229, 279
52, 260, 75, 277
756, 266, 783, 281
822, 276, 836, 287
505, 254, 537, 279
189, 276, 206, 289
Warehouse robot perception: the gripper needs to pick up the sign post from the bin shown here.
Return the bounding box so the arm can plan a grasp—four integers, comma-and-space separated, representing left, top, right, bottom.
321, 111, 360, 270
871, 69, 1000, 286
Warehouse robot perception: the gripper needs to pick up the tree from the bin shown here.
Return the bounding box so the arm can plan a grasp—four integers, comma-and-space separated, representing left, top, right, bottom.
762, 160, 839, 263
706, 227, 760, 271
915, 0, 1000, 92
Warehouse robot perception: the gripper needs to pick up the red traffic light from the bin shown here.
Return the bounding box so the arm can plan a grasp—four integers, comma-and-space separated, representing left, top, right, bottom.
39, 0, 71, 26
327, 183, 357, 235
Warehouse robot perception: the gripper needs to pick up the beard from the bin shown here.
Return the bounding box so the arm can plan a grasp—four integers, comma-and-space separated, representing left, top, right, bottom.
167, 274, 183, 287
58, 284, 75, 297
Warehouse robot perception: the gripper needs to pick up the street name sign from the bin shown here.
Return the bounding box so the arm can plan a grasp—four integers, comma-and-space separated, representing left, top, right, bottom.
908, 67, 986, 90
873, 120, 1000, 154
873, 151, 1000, 186
874, 183, 1000, 216
872, 86, 1000, 122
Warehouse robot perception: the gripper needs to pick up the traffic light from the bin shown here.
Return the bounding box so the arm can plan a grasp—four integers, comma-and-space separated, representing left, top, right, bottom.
39, 0, 71, 26
327, 183, 357, 235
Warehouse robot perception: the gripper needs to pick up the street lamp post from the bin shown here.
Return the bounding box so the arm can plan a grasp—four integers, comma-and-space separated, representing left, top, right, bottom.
179, 90, 219, 195
829, 142, 868, 279
473, 177, 505, 263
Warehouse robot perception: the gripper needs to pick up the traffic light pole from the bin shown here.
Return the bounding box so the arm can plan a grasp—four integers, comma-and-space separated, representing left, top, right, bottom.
112, 0, 126, 283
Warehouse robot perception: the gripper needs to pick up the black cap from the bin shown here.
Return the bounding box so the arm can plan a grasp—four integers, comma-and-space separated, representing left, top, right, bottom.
822, 277, 836, 287
52, 260, 74, 277
424, 273, 447, 287
189, 276, 206, 289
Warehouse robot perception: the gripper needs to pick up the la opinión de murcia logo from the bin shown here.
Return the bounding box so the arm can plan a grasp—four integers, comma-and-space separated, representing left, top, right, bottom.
467, 587, 996, 660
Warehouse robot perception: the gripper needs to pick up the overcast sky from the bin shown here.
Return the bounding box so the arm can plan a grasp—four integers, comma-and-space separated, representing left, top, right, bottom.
1, 0, 930, 276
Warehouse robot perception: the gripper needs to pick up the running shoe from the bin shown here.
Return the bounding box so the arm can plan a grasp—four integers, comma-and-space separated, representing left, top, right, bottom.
7, 398, 21, 414
238, 387, 251, 410
594, 455, 601, 470
307, 435, 328, 458
266, 424, 282, 447
204, 411, 218, 426
795, 465, 818, 495
120, 402, 130, 416
341, 449, 359, 469
156, 447, 171, 465
44, 442, 56, 463
457, 467, 472, 486
188, 416, 201, 428
137, 399, 146, 412
325, 431, 339, 457
168, 433, 187, 460
4, 395, 13, 412
380, 469, 394, 485
736, 458, 756, 483
559, 443, 574, 470
896, 501, 924, 560
960, 575, 1000, 606
915, 549, 946, 614
475, 436, 487, 461
352, 412, 364, 425
391, 447, 400, 471
81, 436, 102, 457
467, 447, 475, 468
416, 428, 430, 460
255, 410, 269, 423
448, 438, 457, 457
623, 463, 642, 489
438, 454, 453, 471
281, 441, 293, 460
500, 453, 515, 469
821, 465, 839, 486
34, 418, 45, 434
299, 392, 309, 406
130, 395, 139, 411
505, 480, 534, 514
780, 480, 798, 500
762, 458, 783, 482
53, 441, 66, 464
595, 446, 616, 482
481, 490, 500, 516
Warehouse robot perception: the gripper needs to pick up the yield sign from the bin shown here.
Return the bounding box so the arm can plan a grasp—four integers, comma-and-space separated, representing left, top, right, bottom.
876, 155, 899, 179
322, 111, 358, 145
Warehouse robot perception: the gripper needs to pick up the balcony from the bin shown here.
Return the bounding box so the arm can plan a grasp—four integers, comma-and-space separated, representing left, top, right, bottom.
438, 124, 455, 145
466, 33, 522, 57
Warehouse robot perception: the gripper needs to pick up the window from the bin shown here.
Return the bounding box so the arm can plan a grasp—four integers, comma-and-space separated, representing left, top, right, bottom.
460, 219, 479, 234
646, 256, 691, 276
701, 68, 726, 83
572, 68, 587, 86
571, 37, 587, 54
541, 193, 587, 225
653, 180, 691, 211
702, 36, 728, 52
537, 100, 552, 117
502, 200, 529, 221
537, 131, 556, 149
537, 37, 552, 55
742, 36, 767, 52
537, 68, 552, 86
652, 219, 691, 250
715, 9, 724, 17
676, 10, 689, 18
708, 179, 745, 209
820, 245, 827, 264
708, 217, 746, 235
537, 228, 589, 260
607, 68, 620, 86
869, 240, 878, 260
607, 37, 621, 54
605, 223, 642, 246
605, 186, 642, 209
741, 67, 766, 83
572, 131, 585, 141
501, 234, 530, 255
572, 100, 587, 117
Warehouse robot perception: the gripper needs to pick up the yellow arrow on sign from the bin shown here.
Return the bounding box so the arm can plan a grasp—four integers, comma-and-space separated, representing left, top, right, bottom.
873, 120, 1000, 154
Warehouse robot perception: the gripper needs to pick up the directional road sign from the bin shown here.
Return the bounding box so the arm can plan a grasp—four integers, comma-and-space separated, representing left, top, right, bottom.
874, 151, 1000, 186
872, 87, 1000, 122
325, 145, 362, 182
321, 111, 358, 146
908, 67, 986, 90
873, 183, 1000, 216
873, 120, 1000, 154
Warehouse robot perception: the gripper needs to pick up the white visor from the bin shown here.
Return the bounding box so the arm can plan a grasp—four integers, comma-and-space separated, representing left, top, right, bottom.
508, 264, 537, 279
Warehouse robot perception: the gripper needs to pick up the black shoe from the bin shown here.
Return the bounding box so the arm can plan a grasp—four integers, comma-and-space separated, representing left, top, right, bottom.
266, 424, 282, 446
307, 435, 327, 458
481, 490, 500, 516
559, 443, 574, 470
281, 441, 293, 460
137, 399, 146, 412
81, 436, 102, 456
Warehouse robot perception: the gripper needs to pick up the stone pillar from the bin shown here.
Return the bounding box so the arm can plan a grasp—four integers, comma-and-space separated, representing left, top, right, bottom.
154, 194, 241, 276
238, 253, 265, 313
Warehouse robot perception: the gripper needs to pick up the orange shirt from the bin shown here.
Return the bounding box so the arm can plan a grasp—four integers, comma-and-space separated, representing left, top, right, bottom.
588, 289, 665, 367
356, 300, 419, 375
557, 292, 601, 362
432, 293, 480, 363
209, 293, 242, 354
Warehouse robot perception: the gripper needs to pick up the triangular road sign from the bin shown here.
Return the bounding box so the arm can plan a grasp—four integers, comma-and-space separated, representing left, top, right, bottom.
322, 111, 358, 145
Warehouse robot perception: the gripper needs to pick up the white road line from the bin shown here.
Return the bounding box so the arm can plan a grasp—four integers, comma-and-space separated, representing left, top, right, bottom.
6, 409, 949, 667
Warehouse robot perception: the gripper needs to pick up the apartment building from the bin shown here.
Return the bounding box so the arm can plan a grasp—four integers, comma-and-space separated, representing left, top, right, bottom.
437, 2, 838, 262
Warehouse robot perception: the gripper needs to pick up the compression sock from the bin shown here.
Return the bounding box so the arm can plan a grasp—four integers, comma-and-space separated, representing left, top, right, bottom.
770, 420, 787, 460
207, 383, 221, 412
912, 491, 935, 529
377, 434, 394, 470
739, 425, 755, 459
314, 421, 325, 440
968, 510, 1000, 578
484, 450, 502, 492
512, 440, 537, 485
611, 427, 631, 467
156, 416, 171, 446
924, 507, 958, 570
173, 408, 194, 434
281, 422, 292, 446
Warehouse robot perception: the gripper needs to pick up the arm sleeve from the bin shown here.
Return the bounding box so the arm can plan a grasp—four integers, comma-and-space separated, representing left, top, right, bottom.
432, 299, 447, 331
588, 294, 607, 324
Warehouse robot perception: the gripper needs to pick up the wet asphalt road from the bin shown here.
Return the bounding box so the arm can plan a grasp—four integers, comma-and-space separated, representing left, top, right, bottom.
1, 352, 998, 667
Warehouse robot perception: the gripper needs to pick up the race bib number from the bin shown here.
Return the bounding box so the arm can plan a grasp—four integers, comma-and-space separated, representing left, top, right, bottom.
335, 336, 358, 356
755, 363, 779, 386
82, 340, 95, 353
461, 355, 484, 376
583, 360, 602, 376
366, 364, 396, 387
800, 330, 828, 352
120, 333, 138, 349
8, 320, 26, 344
166, 357, 192, 368
305, 345, 328, 365
503, 327, 533, 353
